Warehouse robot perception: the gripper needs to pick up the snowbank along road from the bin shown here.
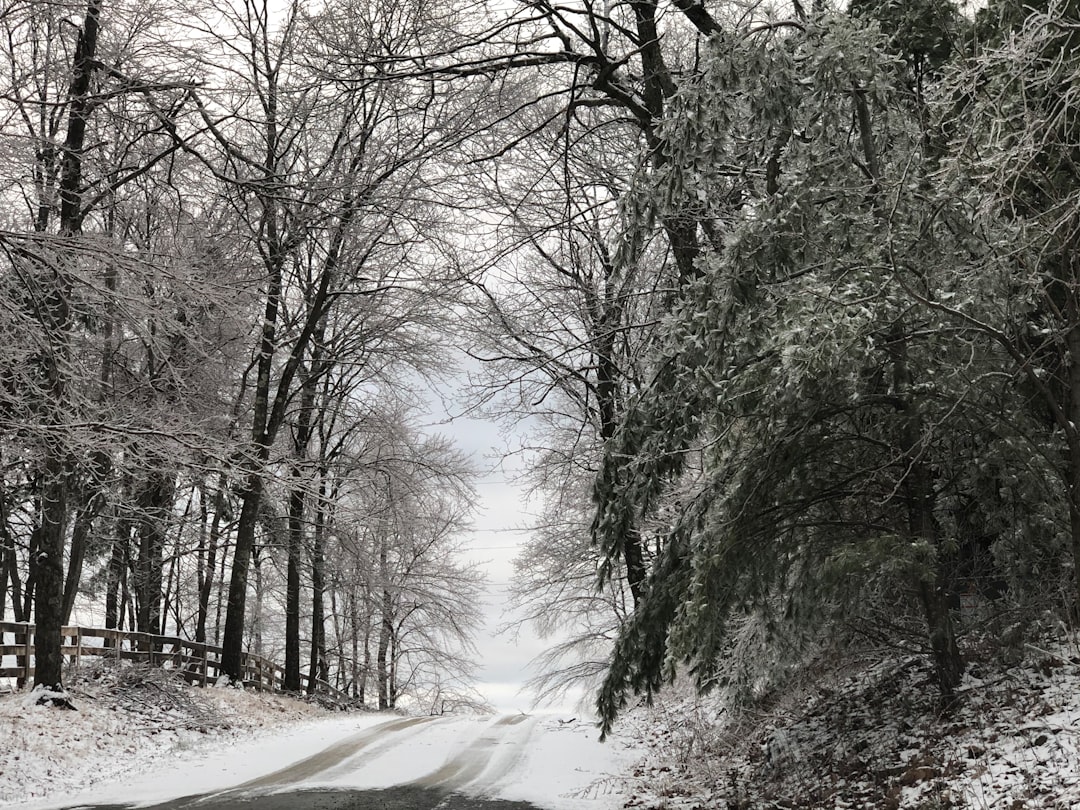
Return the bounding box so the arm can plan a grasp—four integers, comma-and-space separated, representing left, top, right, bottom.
20, 713, 634, 810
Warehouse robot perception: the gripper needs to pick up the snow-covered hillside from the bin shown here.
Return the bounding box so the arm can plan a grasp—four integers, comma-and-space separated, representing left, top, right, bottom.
0, 664, 328, 806
622, 634, 1080, 809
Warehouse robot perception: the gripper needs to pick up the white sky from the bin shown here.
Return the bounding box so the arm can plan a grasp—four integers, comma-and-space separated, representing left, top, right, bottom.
419, 405, 584, 715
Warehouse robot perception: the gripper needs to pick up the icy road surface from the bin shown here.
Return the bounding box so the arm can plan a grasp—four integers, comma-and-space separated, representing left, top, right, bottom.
17, 713, 637, 810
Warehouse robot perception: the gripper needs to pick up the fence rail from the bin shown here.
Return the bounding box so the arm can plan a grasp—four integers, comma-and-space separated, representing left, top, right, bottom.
0, 621, 351, 706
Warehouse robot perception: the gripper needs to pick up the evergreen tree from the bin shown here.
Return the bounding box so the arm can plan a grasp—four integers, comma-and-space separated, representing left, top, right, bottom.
591, 5, 1022, 733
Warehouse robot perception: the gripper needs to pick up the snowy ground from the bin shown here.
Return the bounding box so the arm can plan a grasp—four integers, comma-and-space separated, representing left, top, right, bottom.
8, 635, 1080, 810
0, 662, 638, 810
621, 632, 1080, 809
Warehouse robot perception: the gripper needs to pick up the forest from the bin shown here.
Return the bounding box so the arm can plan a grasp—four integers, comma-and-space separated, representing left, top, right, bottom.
2, 0, 1080, 729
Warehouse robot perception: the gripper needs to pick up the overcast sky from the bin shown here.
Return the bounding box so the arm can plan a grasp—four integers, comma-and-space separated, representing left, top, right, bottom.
421, 399, 585, 717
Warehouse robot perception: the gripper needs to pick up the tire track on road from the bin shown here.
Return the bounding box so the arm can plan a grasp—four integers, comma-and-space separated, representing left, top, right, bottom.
236, 716, 435, 791
410, 714, 537, 795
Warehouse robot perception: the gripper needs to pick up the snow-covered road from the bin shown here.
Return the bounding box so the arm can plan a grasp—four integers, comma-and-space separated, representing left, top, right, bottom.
17, 713, 637, 810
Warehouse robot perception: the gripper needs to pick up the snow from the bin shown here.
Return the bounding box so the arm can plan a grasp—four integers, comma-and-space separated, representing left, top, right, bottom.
0, 662, 639, 810
11, 635, 1078, 809
0, 663, 341, 808
496, 717, 636, 808
15, 714, 394, 809
620, 632, 1080, 809
309, 712, 636, 808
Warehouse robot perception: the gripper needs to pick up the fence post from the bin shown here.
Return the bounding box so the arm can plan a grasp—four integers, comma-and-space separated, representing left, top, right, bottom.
23, 626, 31, 686
12, 626, 24, 688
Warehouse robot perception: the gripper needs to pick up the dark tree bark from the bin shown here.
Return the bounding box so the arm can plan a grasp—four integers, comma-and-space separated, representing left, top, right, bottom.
64, 243, 117, 626
594, 278, 646, 605
219, 226, 337, 682
134, 466, 173, 636
889, 325, 963, 697
0, 547, 7, 621
34, 451, 69, 693
195, 475, 226, 644
61, 481, 107, 625
377, 586, 393, 710
221, 467, 266, 681
6, 554, 24, 621
162, 502, 187, 636
376, 519, 395, 710
30, 0, 103, 698
360, 630, 371, 705
853, 77, 962, 696
104, 515, 131, 642
517, 0, 708, 608
307, 476, 328, 694
252, 544, 264, 657
22, 519, 40, 623
1063, 296, 1080, 617
214, 530, 228, 646
284, 484, 304, 690
388, 627, 398, 709
285, 350, 321, 691
348, 590, 361, 699
0, 489, 22, 621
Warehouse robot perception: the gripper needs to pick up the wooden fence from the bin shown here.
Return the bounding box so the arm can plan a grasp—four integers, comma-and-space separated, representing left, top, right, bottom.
0, 621, 351, 706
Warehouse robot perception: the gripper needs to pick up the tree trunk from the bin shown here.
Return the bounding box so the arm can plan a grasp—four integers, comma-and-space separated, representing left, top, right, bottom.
1063, 303, 1080, 617
330, 586, 343, 691
134, 467, 173, 636
890, 324, 963, 698
0, 471, 21, 622
0, 506, 22, 621
61, 502, 90, 626
162, 520, 181, 636
388, 627, 397, 709
33, 450, 67, 691
220, 467, 265, 682
7, 534, 26, 622
285, 362, 317, 691
0, 544, 7, 621
377, 587, 393, 710
349, 589, 360, 700
104, 516, 130, 641
61, 482, 106, 625
219, 216, 282, 681
595, 292, 646, 606
32, 0, 104, 698
196, 476, 226, 644
22, 520, 41, 623
252, 545, 263, 658
217, 14, 287, 680
307, 477, 328, 694
214, 527, 228, 646
628, 0, 701, 288
285, 482, 304, 691
361, 629, 371, 706
123, 575, 134, 632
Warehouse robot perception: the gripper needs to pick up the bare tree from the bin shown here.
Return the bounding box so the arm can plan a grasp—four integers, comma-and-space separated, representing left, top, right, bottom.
0, 0, 201, 698
173, 0, 481, 682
